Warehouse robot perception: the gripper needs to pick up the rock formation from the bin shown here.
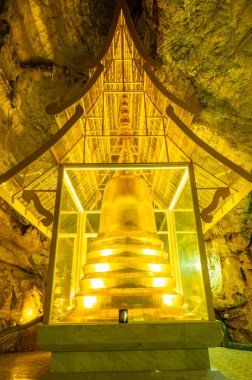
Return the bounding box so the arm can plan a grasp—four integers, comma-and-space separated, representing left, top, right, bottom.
0, 0, 251, 349
0, 198, 49, 351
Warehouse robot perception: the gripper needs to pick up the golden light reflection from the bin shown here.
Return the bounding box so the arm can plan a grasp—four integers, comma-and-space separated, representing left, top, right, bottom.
90, 279, 105, 289
94, 263, 110, 272
168, 169, 189, 210
64, 171, 84, 212
162, 294, 176, 306
142, 248, 156, 255
20, 308, 34, 323
83, 296, 97, 308
64, 172, 190, 322
148, 264, 162, 272
101, 249, 113, 256
26, 309, 33, 317
184, 261, 202, 271
153, 278, 166, 287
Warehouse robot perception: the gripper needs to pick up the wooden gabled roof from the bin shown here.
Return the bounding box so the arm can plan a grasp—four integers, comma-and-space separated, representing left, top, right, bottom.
0, 0, 251, 238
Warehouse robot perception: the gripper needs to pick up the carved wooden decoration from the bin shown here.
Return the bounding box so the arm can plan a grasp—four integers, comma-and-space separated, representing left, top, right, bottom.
200, 187, 230, 223
22, 190, 54, 227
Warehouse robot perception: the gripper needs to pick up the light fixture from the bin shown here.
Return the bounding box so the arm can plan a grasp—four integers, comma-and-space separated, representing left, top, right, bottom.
90, 279, 105, 289
153, 278, 166, 287
148, 264, 162, 272
83, 296, 97, 308
94, 263, 110, 272
142, 248, 156, 255
162, 294, 176, 306
168, 169, 189, 210
64, 171, 84, 212
101, 249, 113, 256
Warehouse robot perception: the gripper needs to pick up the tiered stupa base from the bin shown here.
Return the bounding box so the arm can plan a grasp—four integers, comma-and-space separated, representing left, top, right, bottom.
63, 306, 194, 323
63, 233, 190, 323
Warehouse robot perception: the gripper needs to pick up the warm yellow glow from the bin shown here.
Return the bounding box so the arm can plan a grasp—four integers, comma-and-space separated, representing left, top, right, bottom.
71, 290, 75, 298
90, 279, 105, 289
101, 249, 113, 256
64, 171, 84, 212
95, 263, 110, 272
148, 263, 162, 272
65, 171, 191, 322
54, 298, 64, 307
195, 261, 202, 271
168, 169, 189, 210
26, 309, 33, 317
184, 261, 202, 271
20, 307, 34, 323
153, 278, 166, 287
162, 294, 176, 306
70, 164, 188, 171
142, 248, 156, 255
83, 296, 97, 308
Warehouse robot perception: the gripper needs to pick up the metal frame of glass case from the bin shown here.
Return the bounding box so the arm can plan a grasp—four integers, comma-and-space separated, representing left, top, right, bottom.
44, 162, 214, 324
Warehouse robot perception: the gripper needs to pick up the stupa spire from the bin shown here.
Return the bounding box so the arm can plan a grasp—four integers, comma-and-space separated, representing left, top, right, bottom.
118, 94, 134, 163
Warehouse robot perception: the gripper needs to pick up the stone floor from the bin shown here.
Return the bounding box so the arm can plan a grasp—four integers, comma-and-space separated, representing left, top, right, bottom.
0, 348, 251, 380
209, 347, 252, 380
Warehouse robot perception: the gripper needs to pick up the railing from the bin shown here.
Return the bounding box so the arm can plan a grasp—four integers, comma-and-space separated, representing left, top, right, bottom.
0, 316, 43, 339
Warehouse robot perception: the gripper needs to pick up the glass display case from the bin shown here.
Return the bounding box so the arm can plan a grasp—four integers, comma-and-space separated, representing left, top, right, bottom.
45, 163, 212, 323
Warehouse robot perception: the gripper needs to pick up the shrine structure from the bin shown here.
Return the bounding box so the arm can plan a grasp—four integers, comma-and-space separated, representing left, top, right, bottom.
1, 0, 251, 378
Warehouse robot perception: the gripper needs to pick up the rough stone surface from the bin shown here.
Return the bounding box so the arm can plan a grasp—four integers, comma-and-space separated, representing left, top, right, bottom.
154, 0, 252, 170
0, 199, 49, 351
205, 193, 252, 343
0, 0, 251, 349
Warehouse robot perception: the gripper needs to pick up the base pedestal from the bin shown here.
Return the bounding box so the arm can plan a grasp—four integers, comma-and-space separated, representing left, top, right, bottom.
37, 321, 226, 379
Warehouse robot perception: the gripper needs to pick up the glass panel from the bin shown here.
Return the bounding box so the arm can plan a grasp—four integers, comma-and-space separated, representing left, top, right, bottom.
155, 211, 167, 231
177, 233, 207, 319
58, 213, 78, 234
86, 213, 100, 234
51, 237, 76, 321
174, 185, 193, 210
48, 164, 210, 324
174, 182, 208, 320
174, 211, 195, 232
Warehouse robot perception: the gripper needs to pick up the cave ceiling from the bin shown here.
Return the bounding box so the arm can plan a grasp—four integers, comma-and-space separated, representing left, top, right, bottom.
0, 0, 251, 175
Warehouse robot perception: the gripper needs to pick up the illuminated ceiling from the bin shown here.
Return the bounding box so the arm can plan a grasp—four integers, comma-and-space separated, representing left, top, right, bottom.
0, 0, 251, 238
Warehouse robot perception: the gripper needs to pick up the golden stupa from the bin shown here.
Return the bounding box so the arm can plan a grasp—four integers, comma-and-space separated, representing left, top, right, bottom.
74, 172, 187, 321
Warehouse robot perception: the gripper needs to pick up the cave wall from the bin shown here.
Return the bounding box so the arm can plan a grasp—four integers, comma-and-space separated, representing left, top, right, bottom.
0, 199, 49, 351
152, 0, 252, 170
0, 0, 251, 349
206, 192, 252, 343
0, 200, 49, 328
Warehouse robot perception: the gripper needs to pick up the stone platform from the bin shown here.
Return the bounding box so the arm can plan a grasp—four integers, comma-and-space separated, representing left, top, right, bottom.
37, 321, 226, 379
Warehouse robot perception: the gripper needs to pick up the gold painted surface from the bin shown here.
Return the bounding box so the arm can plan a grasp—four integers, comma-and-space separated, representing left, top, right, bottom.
64, 172, 190, 322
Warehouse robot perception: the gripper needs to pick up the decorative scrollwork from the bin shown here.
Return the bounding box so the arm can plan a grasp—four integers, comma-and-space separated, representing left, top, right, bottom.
201, 187, 230, 223
22, 190, 54, 227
